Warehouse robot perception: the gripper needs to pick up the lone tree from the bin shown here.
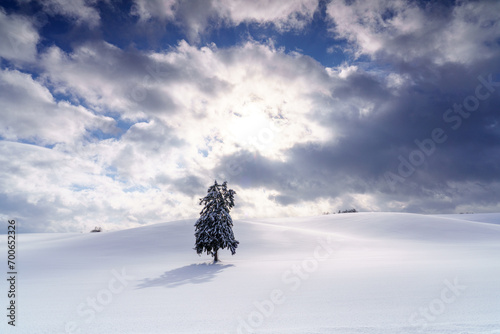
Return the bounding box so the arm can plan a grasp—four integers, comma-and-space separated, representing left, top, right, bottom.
194, 180, 239, 262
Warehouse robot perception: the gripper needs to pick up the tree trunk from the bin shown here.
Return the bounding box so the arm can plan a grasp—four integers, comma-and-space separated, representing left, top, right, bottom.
213, 249, 219, 263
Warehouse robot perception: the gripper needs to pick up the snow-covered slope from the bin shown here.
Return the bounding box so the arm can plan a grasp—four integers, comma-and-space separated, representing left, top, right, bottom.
2, 213, 500, 334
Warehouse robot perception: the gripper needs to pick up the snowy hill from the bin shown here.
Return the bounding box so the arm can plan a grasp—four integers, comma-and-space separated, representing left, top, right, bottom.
2, 213, 500, 334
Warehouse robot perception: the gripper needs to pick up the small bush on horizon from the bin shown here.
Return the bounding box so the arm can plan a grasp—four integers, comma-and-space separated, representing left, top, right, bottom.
338, 208, 358, 214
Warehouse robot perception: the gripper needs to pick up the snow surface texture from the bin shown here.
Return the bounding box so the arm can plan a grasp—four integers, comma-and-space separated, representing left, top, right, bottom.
1, 212, 500, 334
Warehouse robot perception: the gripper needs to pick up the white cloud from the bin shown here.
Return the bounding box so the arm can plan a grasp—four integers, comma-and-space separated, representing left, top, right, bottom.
441, 1, 500, 64
0, 68, 116, 145
326, 0, 416, 57
131, 0, 319, 42
213, 0, 319, 30
0, 140, 201, 232
39, 42, 141, 116
39, 40, 336, 157
0, 8, 39, 62
9, 38, 362, 231
326, 0, 500, 64
130, 0, 176, 21
38, 0, 101, 27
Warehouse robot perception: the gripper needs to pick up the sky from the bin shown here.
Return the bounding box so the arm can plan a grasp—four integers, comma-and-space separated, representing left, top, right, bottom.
0, 0, 499, 233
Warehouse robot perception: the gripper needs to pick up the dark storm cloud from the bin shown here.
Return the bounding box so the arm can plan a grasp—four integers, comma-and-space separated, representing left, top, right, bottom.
214, 55, 500, 212
332, 71, 391, 102
155, 173, 206, 197
215, 148, 364, 203
173, 175, 207, 197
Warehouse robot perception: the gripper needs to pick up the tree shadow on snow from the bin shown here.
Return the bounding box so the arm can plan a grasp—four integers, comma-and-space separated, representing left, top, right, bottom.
136, 263, 234, 289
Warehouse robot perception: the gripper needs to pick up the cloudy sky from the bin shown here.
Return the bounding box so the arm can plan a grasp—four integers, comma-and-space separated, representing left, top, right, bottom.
1, 0, 499, 232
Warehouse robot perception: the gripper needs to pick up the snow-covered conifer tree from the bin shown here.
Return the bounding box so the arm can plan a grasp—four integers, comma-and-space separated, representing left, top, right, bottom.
194, 180, 239, 262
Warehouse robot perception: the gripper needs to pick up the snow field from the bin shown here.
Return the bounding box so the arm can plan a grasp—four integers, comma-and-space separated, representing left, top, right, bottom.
1, 212, 499, 333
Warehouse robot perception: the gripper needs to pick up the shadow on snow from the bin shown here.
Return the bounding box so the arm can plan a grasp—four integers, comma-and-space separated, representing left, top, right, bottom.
136, 263, 234, 289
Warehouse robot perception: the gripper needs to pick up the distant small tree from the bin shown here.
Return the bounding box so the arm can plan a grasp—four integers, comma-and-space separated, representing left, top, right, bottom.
194, 180, 239, 262
339, 208, 358, 214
